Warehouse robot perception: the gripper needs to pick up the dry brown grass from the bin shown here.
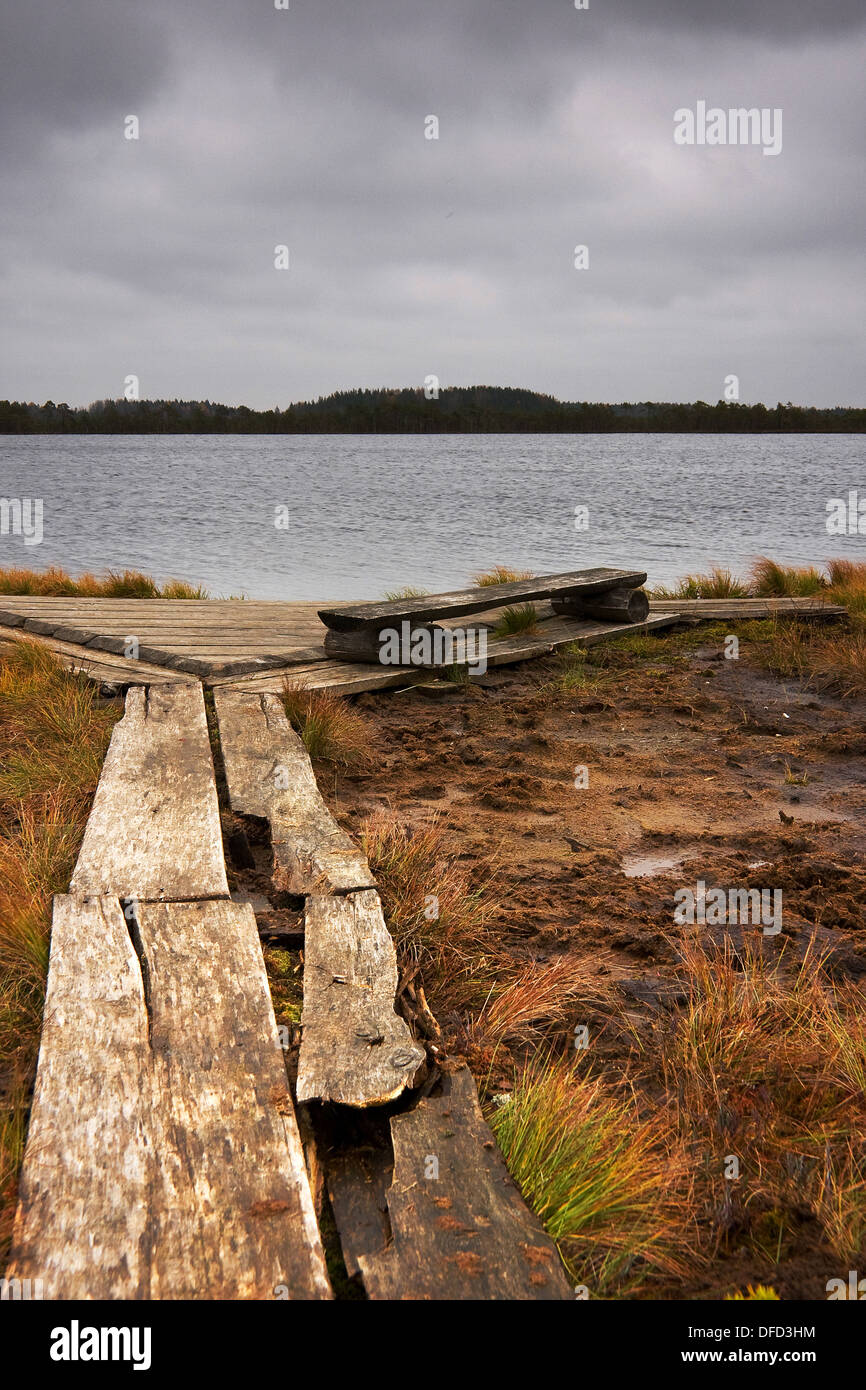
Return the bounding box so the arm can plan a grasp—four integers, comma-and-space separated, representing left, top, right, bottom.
472, 565, 535, 587
281, 680, 373, 766
483, 930, 865, 1294
750, 556, 828, 598
0, 640, 119, 1264
360, 810, 496, 1013
0, 565, 207, 598
651, 567, 749, 600
645, 933, 866, 1266
468, 952, 617, 1052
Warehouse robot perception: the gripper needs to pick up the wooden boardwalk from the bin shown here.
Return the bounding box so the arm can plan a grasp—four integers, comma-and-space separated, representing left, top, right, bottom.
7, 684, 331, 1299
0, 595, 681, 690
8, 678, 571, 1300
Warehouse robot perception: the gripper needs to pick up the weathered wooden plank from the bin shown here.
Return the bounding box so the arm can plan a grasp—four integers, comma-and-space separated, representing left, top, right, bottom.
215, 686, 375, 895
70, 683, 229, 901
322, 621, 451, 665
296, 891, 425, 1108
339, 1066, 571, 1300
7, 896, 332, 1300
319, 567, 647, 631
649, 597, 846, 618
0, 625, 186, 684
6, 895, 153, 1298
137, 898, 331, 1300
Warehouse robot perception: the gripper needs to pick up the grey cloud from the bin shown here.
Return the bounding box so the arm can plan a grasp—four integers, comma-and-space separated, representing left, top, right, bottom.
0, 0, 863, 408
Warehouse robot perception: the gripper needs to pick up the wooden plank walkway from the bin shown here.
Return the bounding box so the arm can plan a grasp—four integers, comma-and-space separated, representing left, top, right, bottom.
216, 612, 682, 695
0, 591, 848, 692
0, 598, 335, 678
0, 623, 186, 685
215, 687, 376, 895
7, 682, 331, 1300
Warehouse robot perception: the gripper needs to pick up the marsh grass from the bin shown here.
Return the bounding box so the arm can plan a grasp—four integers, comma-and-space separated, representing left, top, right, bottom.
553, 643, 617, 695
473, 565, 535, 587
468, 953, 616, 1052
488, 1059, 694, 1293
486, 931, 865, 1294
280, 680, 372, 766
0, 565, 208, 599
750, 557, 827, 598
0, 641, 119, 1263
360, 811, 495, 1012
651, 567, 749, 600
493, 603, 538, 637
646, 934, 866, 1265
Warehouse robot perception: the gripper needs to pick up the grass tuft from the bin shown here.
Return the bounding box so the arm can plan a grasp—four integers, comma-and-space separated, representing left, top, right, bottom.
381, 585, 429, 600
651, 567, 749, 600
280, 680, 372, 766
0, 565, 208, 599
493, 603, 538, 637
488, 1059, 694, 1293
750, 557, 827, 598
473, 565, 535, 587
360, 811, 494, 1012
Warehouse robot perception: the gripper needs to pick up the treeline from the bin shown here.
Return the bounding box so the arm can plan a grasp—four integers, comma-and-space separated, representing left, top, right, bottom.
1, 387, 864, 433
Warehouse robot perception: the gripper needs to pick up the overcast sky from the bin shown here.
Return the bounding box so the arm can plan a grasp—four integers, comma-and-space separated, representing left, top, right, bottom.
1, 0, 864, 409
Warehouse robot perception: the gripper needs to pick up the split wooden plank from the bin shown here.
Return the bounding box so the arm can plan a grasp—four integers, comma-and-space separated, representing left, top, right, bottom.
6, 895, 154, 1298
214, 686, 375, 895
319, 567, 647, 631
331, 1066, 572, 1300
7, 896, 331, 1300
70, 682, 229, 901
296, 891, 425, 1108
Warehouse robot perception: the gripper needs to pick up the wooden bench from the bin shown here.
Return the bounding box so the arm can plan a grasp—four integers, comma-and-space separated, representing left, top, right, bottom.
318, 566, 648, 663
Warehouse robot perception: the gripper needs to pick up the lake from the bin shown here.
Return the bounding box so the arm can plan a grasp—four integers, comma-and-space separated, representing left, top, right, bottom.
0, 434, 861, 599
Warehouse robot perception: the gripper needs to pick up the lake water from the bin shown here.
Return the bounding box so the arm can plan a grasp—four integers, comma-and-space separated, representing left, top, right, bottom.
0, 434, 861, 599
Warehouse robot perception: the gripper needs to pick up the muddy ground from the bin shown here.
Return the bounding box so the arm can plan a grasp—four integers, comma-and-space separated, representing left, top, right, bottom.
219, 623, 865, 1299
319, 626, 865, 1299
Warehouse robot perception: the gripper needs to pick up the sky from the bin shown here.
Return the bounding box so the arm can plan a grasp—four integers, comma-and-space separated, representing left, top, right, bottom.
1, 0, 864, 410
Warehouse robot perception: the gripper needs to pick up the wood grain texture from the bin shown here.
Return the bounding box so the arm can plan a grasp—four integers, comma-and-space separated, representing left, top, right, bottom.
0, 599, 340, 678
6, 895, 154, 1298
7, 897, 331, 1300
649, 597, 846, 618
70, 682, 229, 901
318, 567, 647, 631
354, 1067, 572, 1300
137, 898, 331, 1300
215, 687, 375, 895
296, 891, 425, 1108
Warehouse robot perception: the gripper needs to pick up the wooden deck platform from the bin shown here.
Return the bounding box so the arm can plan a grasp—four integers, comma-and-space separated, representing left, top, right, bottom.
0, 596, 680, 690
0, 592, 846, 694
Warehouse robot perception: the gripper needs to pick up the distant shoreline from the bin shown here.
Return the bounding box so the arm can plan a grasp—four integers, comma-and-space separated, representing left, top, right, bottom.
2, 388, 864, 435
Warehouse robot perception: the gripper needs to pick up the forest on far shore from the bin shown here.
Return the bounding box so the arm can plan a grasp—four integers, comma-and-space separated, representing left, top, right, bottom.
1, 386, 864, 434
